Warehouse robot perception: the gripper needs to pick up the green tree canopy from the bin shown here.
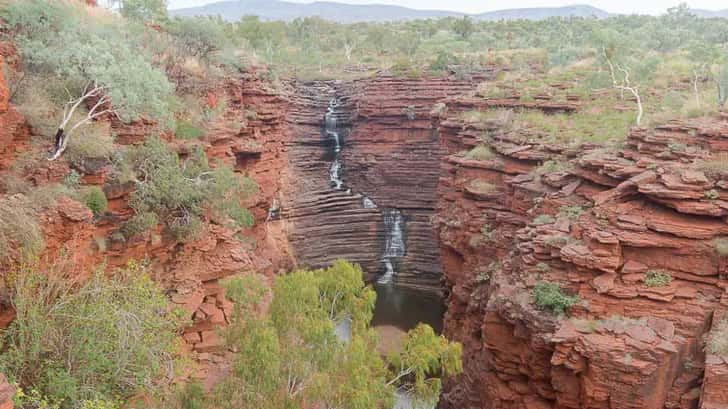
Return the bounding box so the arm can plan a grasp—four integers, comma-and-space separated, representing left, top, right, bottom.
211, 260, 462, 409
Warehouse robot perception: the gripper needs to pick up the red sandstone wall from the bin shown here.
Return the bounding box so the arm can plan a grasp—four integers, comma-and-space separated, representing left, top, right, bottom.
344, 75, 474, 288
435, 94, 728, 408
281, 75, 475, 288
0, 68, 294, 374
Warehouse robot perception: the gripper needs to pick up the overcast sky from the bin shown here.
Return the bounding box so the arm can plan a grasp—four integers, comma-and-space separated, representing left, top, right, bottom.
168, 0, 728, 15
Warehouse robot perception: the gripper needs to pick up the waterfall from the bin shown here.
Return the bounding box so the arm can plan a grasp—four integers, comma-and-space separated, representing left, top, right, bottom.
325, 98, 344, 190
362, 196, 377, 209
378, 208, 405, 284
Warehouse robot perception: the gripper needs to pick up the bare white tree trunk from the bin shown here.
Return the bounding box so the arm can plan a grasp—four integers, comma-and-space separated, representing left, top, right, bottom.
692, 69, 701, 108
49, 81, 114, 161
344, 42, 355, 61
604, 49, 643, 127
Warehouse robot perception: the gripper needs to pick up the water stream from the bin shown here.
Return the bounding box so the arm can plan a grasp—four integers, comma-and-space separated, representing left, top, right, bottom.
325, 98, 345, 190
323, 95, 441, 409
378, 208, 406, 284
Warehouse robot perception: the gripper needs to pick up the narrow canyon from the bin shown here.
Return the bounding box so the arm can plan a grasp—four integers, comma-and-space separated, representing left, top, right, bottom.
3, 53, 728, 408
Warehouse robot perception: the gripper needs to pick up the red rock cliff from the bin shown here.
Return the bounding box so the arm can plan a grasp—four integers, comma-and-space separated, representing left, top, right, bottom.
282, 75, 473, 289
435, 93, 728, 408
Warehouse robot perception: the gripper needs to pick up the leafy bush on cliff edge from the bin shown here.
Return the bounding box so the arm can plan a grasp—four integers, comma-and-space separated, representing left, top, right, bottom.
121, 137, 258, 241
0, 261, 186, 408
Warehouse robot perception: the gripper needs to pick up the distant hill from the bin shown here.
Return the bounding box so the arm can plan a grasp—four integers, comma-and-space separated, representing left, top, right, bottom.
691, 9, 728, 18
169, 0, 462, 22
475, 5, 609, 21
169, 1, 610, 23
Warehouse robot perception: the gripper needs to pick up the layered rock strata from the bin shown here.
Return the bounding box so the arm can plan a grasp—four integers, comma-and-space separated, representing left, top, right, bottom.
435, 94, 728, 408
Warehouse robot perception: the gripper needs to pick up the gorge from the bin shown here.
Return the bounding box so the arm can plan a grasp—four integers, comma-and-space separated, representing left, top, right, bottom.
4, 6, 728, 406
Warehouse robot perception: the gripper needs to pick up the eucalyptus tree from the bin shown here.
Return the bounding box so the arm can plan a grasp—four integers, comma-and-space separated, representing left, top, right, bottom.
215, 260, 463, 409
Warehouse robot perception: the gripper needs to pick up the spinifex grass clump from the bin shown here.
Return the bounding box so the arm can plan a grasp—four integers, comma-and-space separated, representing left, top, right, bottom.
644, 270, 672, 287
465, 145, 495, 161
467, 179, 496, 195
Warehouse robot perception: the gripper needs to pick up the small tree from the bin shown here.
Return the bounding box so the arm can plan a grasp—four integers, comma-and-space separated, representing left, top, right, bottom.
452, 16, 475, 39
167, 16, 229, 61
115, 0, 168, 23
387, 324, 463, 405
213, 261, 462, 409
716, 64, 728, 108
3, 0, 174, 160
603, 47, 644, 126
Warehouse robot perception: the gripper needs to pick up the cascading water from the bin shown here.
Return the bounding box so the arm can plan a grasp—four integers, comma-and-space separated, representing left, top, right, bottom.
378, 208, 405, 284
325, 98, 344, 190
319, 91, 436, 409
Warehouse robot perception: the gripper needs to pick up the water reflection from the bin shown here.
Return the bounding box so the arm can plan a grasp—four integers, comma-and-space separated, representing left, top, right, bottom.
372, 284, 444, 409
372, 284, 444, 334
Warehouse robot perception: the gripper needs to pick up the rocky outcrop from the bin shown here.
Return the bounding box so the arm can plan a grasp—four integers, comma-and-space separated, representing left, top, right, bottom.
0, 69, 294, 373
0, 374, 14, 409
0, 54, 30, 171
435, 93, 728, 408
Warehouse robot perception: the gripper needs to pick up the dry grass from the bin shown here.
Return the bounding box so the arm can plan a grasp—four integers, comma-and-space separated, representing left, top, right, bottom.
714, 238, 728, 258
0, 195, 43, 263
694, 153, 728, 176
710, 317, 728, 357
467, 179, 496, 195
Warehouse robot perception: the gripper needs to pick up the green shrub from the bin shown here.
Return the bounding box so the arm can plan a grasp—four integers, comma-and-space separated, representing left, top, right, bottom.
710, 317, 728, 357
244, 109, 258, 120
480, 224, 494, 241
82, 186, 108, 216
558, 205, 584, 221
230, 207, 255, 229
178, 382, 205, 409
465, 145, 494, 161
65, 122, 115, 166
167, 16, 228, 61
120, 0, 167, 22
125, 138, 254, 241
0, 261, 185, 407
175, 120, 205, 139
705, 189, 720, 200
536, 159, 572, 174
533, 282, 579, 314
644, 270, 672, 287
533, 214, 556, 225
121, 212, 158, 239
63, 171, 82, 189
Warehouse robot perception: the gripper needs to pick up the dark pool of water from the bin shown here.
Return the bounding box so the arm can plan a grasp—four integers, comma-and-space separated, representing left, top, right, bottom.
371, 284, 444, 334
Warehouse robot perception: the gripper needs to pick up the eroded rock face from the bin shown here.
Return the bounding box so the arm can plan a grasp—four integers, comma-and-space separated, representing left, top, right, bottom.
0, 54, 30, 171
282, 75, 474, 289
0, 69, 295, 370
435, 94, 728, 408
